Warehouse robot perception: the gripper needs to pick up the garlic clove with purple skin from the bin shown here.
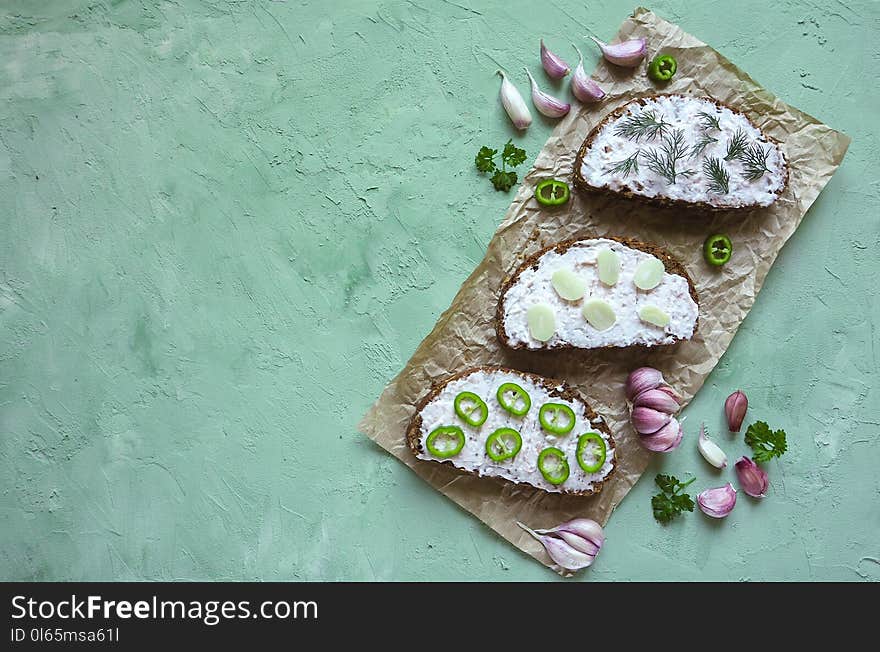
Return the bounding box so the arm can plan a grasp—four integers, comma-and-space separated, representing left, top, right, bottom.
497, 70, 532, 130
655, 384, 682, 403
725, 389, 748, 432
625, 367, 665, 400
588, 36, 647, 67
735, 456, 769, 497
697, 423, 728, 468
639, 417, 683, 452
534, 518, 604, 556
517, 520, 601, 571
540, 39, 571, 79
570, 45, 606, 103
633, 387, 680, 414
524, 68, 570, 118
631, 406, 671, 435
697, 483, 737, 518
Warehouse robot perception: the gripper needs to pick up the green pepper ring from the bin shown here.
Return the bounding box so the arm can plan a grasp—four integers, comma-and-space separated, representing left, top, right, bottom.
454, 391, 488, 427
703, 233, 733, 266
537, 447, 570, 485
485, 427, 523, 462
535, 179, 570, 207
576, 432, 607, 473
426, 425, 466, 459
496, 382, 531, 417
538, 402, 576, 435
648, 54, 677, 82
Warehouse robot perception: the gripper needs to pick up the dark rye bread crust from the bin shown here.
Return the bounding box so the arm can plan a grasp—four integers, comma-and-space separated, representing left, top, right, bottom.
406, 366, 616, 497
495, 236, 699, 350
572, 94, 790, 212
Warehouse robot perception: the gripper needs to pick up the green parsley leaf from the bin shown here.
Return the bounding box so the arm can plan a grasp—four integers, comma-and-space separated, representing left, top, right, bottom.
744, 421, 787, 463
651, 474, 695, 523
490, 169, 517, 192
475, 146, 497, 173
501, 140, 527, 168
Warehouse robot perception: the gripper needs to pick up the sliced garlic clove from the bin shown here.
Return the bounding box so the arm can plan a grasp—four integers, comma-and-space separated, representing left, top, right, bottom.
527, 304, 556, 341
551, 268, 585, 301
633, 256, 665, 290
582, 298, 616, 331
596, 248, 620, 286
638, 304, 670, 327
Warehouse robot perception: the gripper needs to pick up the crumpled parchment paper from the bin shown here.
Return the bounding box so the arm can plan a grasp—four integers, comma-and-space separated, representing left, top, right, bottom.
358, 7, 850, 575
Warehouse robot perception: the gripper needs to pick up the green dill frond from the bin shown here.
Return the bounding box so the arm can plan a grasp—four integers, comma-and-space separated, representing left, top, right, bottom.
690, 134, 718, 158
644, 129, 687, 185
613, 110, 669, 142
604, 150, 641, 177
697, 111, 721, 131
724, 129, 749, 161
703, 156, 730, 194
740, 143, 771, 180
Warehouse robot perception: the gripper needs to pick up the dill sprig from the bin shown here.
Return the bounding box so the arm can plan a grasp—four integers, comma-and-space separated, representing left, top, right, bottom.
690, 134, 718, 158
644, 129, 687, 185
724, 129, 749, 161
613, 110, 669, 142
697, 111, 721, 131
740, 143, 771, 180
604, 150, 641, 177
703, 156, 730, 194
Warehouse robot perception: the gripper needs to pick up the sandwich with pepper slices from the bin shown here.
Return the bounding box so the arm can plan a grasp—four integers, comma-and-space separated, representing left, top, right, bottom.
407, 367, 616, 496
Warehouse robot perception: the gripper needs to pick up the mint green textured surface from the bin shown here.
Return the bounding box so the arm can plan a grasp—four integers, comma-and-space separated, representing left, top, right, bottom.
1, 1, 877, 581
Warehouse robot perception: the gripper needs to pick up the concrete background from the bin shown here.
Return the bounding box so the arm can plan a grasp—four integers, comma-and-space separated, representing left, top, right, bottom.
1, 0, 877, 581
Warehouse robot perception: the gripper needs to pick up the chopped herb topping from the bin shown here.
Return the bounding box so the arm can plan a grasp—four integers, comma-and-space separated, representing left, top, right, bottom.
690, 134, 718, 158
739, 143, 772, 180
697, 111, 721, 131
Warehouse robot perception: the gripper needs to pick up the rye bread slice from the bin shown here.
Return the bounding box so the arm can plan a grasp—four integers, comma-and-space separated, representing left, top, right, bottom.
406, 366, 616, 497
572, 94, 789, 212
495, 236, 699, 350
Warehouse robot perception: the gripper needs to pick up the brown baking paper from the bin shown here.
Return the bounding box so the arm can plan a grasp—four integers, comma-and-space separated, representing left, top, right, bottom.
358, 7, 850, 575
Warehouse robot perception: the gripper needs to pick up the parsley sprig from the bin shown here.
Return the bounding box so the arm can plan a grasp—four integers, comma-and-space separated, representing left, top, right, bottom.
475, 140, 527, 192
651, 474, 696, 523
745, 421, 787, 463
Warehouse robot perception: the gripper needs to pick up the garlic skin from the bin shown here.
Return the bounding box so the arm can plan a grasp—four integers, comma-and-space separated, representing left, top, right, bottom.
540, 39, 570, 79
697, 483, 737, 518
518, 518, 604, 572
524, 68, 570, 118
497, 70, 532, 130
697, 423, 728, 468
735, 456, 769, 497
588, 36, 647, 67
640, 417, 683, 452
725, 389, 748, 432
631, 406, 671, 435
571, 46, 605, 103
633, 387, 680, 414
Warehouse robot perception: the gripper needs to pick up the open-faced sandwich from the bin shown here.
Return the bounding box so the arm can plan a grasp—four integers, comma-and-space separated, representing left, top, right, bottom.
496, 237, 698, 350
574, 94, 788, 210
407, 367, 615, 496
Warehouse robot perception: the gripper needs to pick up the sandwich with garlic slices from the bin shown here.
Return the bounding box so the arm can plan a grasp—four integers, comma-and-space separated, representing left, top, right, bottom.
496, 237, 698, 350
407, 367, 615, 496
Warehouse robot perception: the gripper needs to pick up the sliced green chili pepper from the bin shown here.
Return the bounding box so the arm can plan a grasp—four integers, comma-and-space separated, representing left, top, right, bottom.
703, 233, 733, 266
496, 382, 531, 417
426, 425, 465, 459
454, 391, 488, 427
534, 179, 570, 207
576, 433, 607, 473
647, 55, 677, 82
537, 447, 570, 485
538, 403, 576, 435
485, 428, 523, 462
